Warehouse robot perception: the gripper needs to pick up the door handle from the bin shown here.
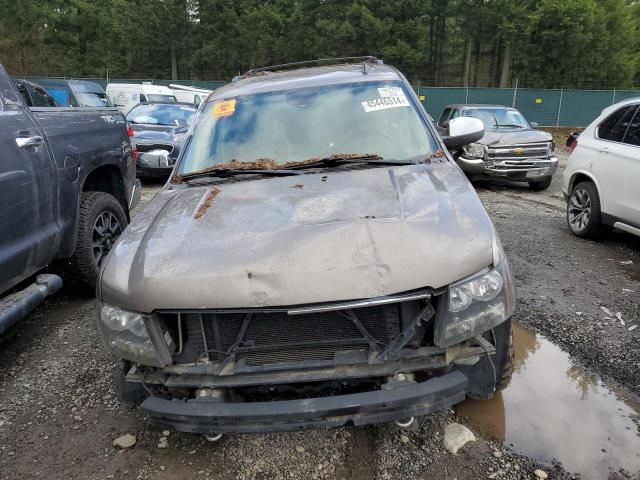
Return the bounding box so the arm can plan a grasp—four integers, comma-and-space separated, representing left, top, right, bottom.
598, 146, 609, 154
16, 135, 44, 149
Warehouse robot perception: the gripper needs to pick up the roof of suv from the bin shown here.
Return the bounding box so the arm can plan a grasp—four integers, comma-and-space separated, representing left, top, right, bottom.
208, 63, 404, 102
445, 104, 509, 109
598, 96, 640, 118
133, 101, 196, 108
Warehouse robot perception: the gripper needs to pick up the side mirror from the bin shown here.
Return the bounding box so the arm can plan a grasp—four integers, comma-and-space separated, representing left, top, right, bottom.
530, 121, 539, 128
440, 120, 450, 129
442, 117, 484, 149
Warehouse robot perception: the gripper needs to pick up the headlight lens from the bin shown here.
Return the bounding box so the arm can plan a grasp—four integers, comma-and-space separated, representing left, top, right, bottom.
463, 143, 486, 159
101, 304, 147, 336
97, 303, 168, 367
547, 142, 555, 156
435, 261, 515, 348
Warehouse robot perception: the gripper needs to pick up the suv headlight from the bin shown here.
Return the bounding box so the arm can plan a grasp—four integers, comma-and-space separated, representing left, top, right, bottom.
434, 261, 515, 348
462, 143, 486, 159
97, 303, 174, 367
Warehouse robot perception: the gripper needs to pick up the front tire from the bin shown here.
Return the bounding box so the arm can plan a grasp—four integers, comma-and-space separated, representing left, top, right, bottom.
528, 176, 552, 191
464, 319, 513, 400
496, 330, 514, 391
567, 181, 604, 239
68, 192, 128, 293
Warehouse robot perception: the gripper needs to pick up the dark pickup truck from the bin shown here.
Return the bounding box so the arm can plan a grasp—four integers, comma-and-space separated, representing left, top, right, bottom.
0, 64, 140, 333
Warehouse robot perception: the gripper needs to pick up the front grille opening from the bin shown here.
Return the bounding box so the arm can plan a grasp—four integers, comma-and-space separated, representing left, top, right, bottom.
239, 377, 383, 402
165, 297, 437, 372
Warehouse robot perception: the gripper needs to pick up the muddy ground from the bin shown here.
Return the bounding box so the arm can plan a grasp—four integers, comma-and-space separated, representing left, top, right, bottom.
0, 152, 638, 480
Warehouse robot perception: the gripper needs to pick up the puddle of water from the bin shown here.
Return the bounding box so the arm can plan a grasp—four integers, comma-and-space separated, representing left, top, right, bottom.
457, 323, 640, 479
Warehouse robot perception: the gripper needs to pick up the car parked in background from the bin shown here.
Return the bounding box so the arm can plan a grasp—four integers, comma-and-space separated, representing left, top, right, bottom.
438, 104, 557, 190
96, 58, 517, 438
0, 64, 140, 333
106, 83, 177, 115
36, 79, 112, 107
169, 84, 212, 106
127, 102, 197, 177
562, 98, 640, 239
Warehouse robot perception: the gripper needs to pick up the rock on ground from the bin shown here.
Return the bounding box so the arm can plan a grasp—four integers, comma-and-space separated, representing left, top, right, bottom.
112, 434, 136, 449
443, 423, 476, 454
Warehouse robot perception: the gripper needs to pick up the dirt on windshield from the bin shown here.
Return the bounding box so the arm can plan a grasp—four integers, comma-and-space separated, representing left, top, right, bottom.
172, 153, 382, 183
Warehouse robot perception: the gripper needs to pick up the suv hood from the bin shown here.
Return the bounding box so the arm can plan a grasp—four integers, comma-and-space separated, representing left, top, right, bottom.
131, 125, 185, 142
479, 128, 552, 146
100, 162, 496, 312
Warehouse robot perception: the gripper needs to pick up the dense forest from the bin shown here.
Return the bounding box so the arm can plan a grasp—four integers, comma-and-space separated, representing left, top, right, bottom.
0, 0, 639, 88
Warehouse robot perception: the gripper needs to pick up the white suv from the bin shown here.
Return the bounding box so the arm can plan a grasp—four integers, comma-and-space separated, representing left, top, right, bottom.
562, 98, 640, 239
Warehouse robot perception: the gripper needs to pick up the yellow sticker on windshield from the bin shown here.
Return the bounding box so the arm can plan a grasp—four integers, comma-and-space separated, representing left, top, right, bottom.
213, 99, 236, 117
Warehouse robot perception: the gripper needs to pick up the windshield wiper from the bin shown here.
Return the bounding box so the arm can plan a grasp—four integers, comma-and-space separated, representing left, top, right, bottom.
495, 124, 524, 128
175, 168, 302, 183
288, 154, 409, 170
174, 154, 410, 184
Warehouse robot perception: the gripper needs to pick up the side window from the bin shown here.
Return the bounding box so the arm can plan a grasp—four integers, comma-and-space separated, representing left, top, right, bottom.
438, 108, 451, 126
598, 105, 637, 142
140, 94, 147, 102
31, 87, 57, 107
47, 87, 71, 106
451, 109, 460, 119
623, 107, 640, 146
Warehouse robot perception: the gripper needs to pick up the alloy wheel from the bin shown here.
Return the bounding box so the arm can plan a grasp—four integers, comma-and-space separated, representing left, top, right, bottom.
568, 188, 592, 232
92, 211, 122, 266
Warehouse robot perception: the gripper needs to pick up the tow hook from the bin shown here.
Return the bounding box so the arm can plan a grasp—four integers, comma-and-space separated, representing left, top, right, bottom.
395, 415, 425, 431
383, 373, 424, 431
204, 433, 224, 442
395, 417, 416, 428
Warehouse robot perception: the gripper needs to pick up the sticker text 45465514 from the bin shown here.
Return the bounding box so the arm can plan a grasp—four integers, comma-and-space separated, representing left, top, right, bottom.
361, 96, 410, 113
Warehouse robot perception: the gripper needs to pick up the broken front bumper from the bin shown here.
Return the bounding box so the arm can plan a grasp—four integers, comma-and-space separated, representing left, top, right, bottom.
457, 156, 558, 181
141, 371, 468, 434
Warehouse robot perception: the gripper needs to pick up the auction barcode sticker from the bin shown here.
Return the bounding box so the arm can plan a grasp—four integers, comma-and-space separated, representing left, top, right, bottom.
378, 86, 404, 98
362, 95, 410, 113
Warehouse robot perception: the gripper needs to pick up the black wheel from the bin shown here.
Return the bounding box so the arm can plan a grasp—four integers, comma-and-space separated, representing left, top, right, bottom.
528, 176, 552, 191
116, 361, 146, 410
567, 181, 604, 239
68, 192, 128, 293
496, 330, 514, 391
463, 319, 513, 400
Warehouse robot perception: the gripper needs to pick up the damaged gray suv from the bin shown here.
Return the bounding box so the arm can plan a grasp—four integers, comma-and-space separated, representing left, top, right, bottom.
96, 58, 515, 437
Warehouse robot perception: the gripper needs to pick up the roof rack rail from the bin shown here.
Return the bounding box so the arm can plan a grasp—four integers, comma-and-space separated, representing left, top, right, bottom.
233, 56, 383, 82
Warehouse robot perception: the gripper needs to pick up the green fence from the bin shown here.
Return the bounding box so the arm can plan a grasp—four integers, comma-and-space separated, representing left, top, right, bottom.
21, 75, 640, 127
415, 86, 640, 127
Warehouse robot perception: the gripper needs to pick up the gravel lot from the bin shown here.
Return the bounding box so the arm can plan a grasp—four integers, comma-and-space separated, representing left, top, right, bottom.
0, 153, 638, 480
